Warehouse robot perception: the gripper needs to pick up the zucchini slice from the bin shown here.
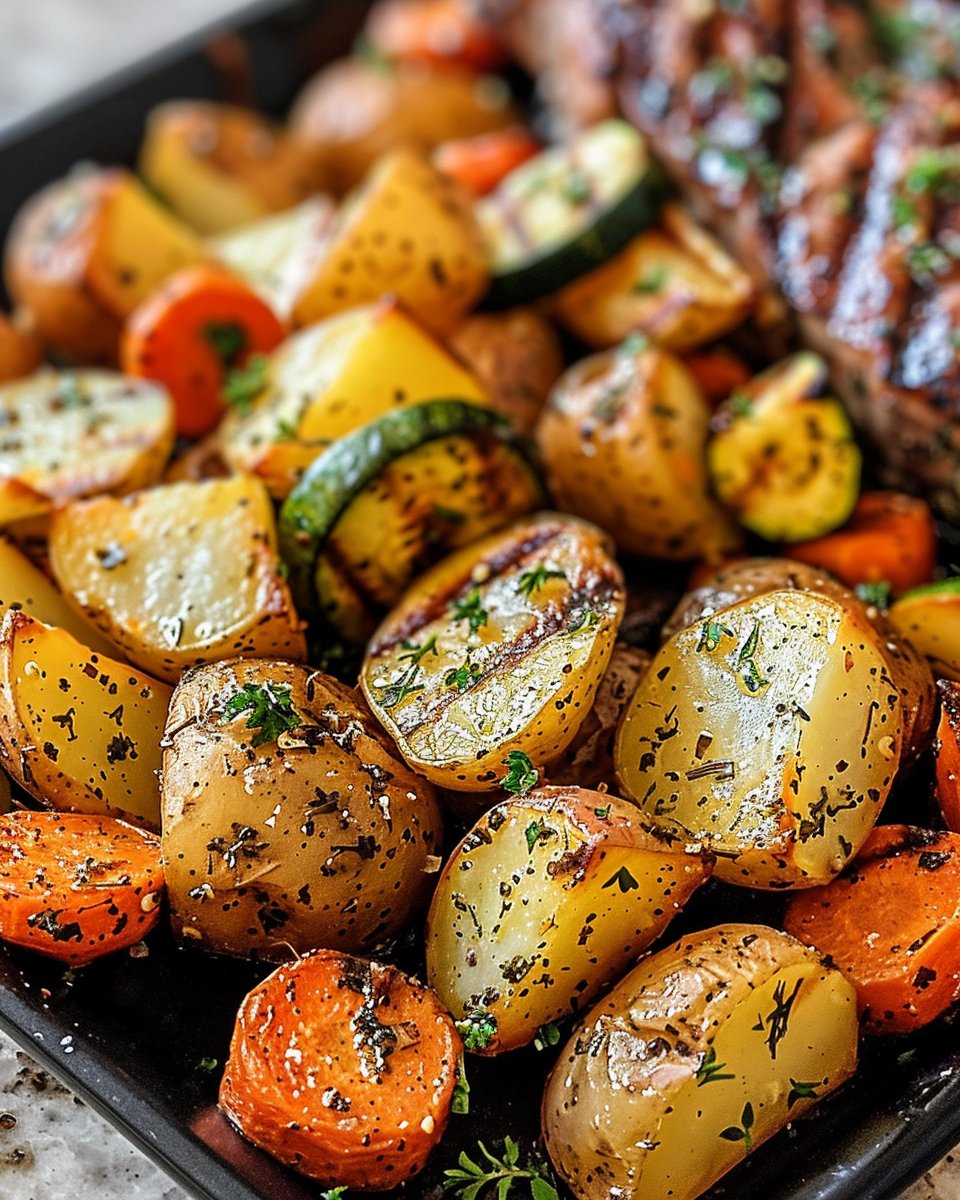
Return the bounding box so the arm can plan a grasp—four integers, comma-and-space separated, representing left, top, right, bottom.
478, 120, 664, 307
279, 399, 546, 644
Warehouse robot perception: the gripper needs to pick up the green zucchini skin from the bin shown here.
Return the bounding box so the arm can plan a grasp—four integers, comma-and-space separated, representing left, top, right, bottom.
278, 398, 547, 642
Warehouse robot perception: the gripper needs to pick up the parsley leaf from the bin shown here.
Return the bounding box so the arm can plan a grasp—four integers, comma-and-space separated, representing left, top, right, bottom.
517, 564, 566, 597
445, 659, 481, 692
202, 321, 247, 369
441, 1137, 559, 1200
455, 1009, 498, 1051
451, 587, 488, 635
376, 637, 438, 709
222, 353, 269, 414
855, 580, 892, 609
602, 866, 639, 893
221, 682, 300, 747
633, 265, 669, 294
501, 750, 539, 796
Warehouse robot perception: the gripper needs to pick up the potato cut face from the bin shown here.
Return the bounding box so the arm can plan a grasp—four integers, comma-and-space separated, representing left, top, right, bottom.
616, 589, 903, 887
425, 786, 711, 1052
161, 659, 442, 958
0, 371, 174, 509
219, 304, 488, 498
0, 611, 170, 828
49, 476, 306, 683
361, 514, 625, 789
543, 925, 858, 1200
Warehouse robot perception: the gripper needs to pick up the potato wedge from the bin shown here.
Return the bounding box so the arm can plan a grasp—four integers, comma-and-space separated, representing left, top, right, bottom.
0, 535, 118, 658
889, 579, 960, 681
48, 477, 306, 683
542, 924, 858, 1200
536, 338, 742, 561
0, 610, 169, 828
291, 149, 489, 335
426, 786, 711, 1053
361, 513, 625, 789
0, 370, 174, 522
209, 196, 336, 321
5, 167, 203, 361
218, 302, 487, 498
290, 58, 518, 193
616, 587, 904, 888
162, 658, 442, 959
140, 102, 328, 234
552, 204, 756, 351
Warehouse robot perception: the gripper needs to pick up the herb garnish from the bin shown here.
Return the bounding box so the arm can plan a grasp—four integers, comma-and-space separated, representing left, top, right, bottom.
533, 1022, 562, 1052
719, 1102, 755, 1151
786, 1078, 821, 1109
696, 1045, 735, 1086
455, 1009, 498, 1052
633, 265, 669, 295
321, 1188, 348, 1200
377, 637, 438, 708
698, 620, 733, 653
222, 682, 300, 747
442, 1137, 560, 1200
524, 819, 554, 854
202, 321, 247, 368
501, 750, 539, 796
737, 621, 768, 694
445, 658, 481, 692
197, 1056, 219, 1073
729, 390, 755, 417
222, 353, 269, 413
564, 171, 591, 205
855, 580, 892, 609
452, 1058, 471, 1115
602, 866, 639, 894
452, 587, 488, 636
517, 564, 566, 597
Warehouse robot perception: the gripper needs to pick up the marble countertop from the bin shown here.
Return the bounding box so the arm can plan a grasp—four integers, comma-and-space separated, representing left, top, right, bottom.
0, 3, 958, 1199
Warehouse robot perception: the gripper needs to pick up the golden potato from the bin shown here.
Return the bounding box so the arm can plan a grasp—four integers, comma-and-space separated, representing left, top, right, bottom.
0, 370, 174, 524
140, 101, 328, 234
536, 338, 742, 560
551, 204, 755, 351
291, 149, 489, 336
5, 167, 203, 361
49, 476, 306, 683
889, 580, 960, 682
161, 658, 442, 958
218, 302, 487, 498
289, 58, 518, 192
542, 925, 858, 1200
616, 587, 904, 888
426, 785, 711, 1053
361, 513, 624, 790
0, 610, 170, 828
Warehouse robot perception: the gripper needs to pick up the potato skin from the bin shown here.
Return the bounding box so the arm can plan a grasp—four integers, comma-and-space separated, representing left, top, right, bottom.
537, 341, 742, 561
542, 924, 858, 1200
162, 659, 443, 959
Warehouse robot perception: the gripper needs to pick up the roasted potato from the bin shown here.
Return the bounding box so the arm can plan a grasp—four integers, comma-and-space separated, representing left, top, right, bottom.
140, 102, 328, 234
0, 610, 169, 828
289, 58, 518, 193
161, 658, 442, 958
536, 338, 742, 561
48, 476, 306, 684
549, 643, 650, 791
291, 149, 489, 335
542, 924, 858, 1200
0, 370, 174, 524
616, 586, 905, 888
218, 302, 487, 498
5, 167, 203, 361
209, 196, 336, 321
447, 308, 564, 433
0, 311, 42, 382
426, 785, 711, 1053
360, 513, 625, 789
889, 580, 960, 682
552, 204, 756, 351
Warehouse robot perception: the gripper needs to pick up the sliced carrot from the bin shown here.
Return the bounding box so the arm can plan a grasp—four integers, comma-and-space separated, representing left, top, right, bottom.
434, 126, 541, 196
0, 311, 42, 382
684, 347, 751, 408
784, 824, 960, 1034
785, 490, 937, 596
120, 265, 285, 439
936, 681, 960, 832
0, 811, 163, 965
365, 0, 505, 71
219, 950, 461, 1190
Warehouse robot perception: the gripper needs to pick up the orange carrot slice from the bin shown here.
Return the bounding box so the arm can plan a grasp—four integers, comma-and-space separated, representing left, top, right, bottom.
365, 0, 505, 71
434, 127, 541, 196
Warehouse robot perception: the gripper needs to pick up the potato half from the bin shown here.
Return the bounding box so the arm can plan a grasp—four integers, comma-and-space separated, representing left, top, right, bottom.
361, 513, 625, 790
49, 476, 306, 683
616, 587, 904, 888
161, 658, 442, 959
0, 610, 170, 828
542, 924, 858, 1200
426, 785, 711, 1053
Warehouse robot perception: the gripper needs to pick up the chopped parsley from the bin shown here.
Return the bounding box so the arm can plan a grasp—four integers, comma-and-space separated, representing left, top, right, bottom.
719, 1101, 755, 1151
787, 1078, 821, 1109
620, 330, 650, 357
501, 750, 539, 796
441, 1136, 559, 1200
452, 1059, 470, 1115
202, 321, 247, 369
533, 1022, 562, 1051
517, 564, 567, 597
197, 1056, 219, 1073
633, 264, 669, 294
524, 819, 554, 854
696, 1045, 735, 1086
855, 580, 892, 609
222, 682, 300, 747
445, 658, 481, 693
377, 637, 438, 709
454, 1009, 498, 1052
729, 390, 755, 417
222, 353, 269, 413
602, 866, 639, 893
451, 587, 488, 636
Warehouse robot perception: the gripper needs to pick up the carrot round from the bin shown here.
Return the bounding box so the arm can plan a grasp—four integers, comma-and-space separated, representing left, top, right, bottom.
784, 824, 960, 1034
219, 950, 461, 1190
434, 127, 541, 197
120, 266, 284, 439
365, 0, 505, 71
684, 347, 751, 409
0, 311, 42, 383
785, 491, 937, 596
0, 811, 163, 965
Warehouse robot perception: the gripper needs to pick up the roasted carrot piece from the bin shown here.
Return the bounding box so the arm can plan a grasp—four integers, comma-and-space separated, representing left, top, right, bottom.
684, 347, 751, 409
365, 0, 505, 71
120, 265, 285, 439
936, 681, 960, 832
434, 127, 541, 197
785, 491, 937, 596
0, 311, 42, 382
784, 824, 960, 1034
219, 950, 461, 1190
0, 811, 163, 965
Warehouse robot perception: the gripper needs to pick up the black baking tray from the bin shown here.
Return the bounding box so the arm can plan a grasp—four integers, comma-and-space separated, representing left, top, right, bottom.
1, 3, 960, 1198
